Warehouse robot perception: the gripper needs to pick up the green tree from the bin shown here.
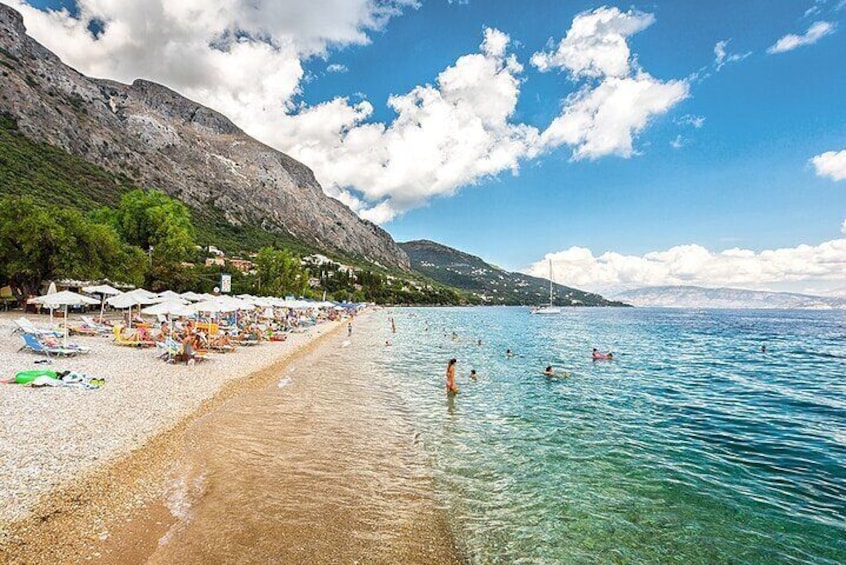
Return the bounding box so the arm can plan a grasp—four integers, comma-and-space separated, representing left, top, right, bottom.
255, 247, 309, 297
111, 189, 195, 263
0, 196, 146, 300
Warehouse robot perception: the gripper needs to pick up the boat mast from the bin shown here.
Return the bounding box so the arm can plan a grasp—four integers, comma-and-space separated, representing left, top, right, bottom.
548, 260, 554, 305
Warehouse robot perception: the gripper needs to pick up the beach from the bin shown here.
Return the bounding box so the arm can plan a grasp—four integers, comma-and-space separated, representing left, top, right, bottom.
1, 309, 462, 564
0, 311, 344, 562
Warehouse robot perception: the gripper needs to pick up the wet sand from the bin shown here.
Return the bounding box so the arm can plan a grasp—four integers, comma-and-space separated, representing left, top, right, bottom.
2, 312, 462, 564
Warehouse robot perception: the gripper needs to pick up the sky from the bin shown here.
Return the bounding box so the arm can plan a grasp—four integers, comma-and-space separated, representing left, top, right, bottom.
4, 0, 846, 295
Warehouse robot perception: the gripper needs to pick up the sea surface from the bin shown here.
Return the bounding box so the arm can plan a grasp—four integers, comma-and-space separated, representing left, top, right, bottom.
376, 307, 846, 564
153, 307, 845, 564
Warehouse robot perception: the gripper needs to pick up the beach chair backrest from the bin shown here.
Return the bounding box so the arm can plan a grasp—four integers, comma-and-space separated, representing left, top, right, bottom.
21, 333, 45, 352
16, 317, 37, 333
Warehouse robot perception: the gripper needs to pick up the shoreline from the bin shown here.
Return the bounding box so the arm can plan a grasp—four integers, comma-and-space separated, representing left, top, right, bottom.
0, 314, 347, 564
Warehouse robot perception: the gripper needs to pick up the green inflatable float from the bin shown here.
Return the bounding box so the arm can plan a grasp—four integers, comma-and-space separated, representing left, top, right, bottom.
14, 370, 58, 384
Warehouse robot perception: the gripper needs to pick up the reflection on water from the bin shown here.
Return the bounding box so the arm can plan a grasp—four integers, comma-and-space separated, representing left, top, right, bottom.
147, 318, 460, 564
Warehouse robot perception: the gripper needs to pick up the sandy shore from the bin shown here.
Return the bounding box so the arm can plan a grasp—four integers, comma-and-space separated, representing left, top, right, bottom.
0, 310, 343, 561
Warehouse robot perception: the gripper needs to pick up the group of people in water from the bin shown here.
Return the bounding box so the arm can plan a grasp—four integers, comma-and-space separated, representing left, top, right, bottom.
444, 342, 614, 394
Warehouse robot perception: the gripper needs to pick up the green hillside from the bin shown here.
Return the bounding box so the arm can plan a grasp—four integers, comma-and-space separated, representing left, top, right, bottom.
399, 239, 628, 307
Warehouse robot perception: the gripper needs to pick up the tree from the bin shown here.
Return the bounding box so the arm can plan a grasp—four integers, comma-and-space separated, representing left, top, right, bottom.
0, 196, 146, 300
109, 189, 195, 263
255, 247, 309, 297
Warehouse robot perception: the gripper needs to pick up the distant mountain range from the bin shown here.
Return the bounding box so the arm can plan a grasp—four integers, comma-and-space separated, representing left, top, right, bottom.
399, 240, 627, 307
614, 286, 846, 309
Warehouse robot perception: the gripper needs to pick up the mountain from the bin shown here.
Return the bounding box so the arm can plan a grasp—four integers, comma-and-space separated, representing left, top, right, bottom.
614, 286, 846, 309
0, 4, 409, 270
399, 240, 627, 307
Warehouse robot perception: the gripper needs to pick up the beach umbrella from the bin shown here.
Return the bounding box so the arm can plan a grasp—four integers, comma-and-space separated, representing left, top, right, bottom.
46, 281, 57, 324
179, 291, 203, 302
83, 284, 122, 321
141, 300, 195, 328
191, 298, 240, 314
32, 290, 99, 347
140, 299, 190, 316
107, 291, 158, 328
157, 290, 183, 301
82, 284, 122, 296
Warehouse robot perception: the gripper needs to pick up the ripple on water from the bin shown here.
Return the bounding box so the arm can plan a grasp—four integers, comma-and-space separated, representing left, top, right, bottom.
373, 307, 846, 565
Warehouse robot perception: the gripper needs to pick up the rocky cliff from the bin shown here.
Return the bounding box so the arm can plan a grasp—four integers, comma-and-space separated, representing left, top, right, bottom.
0, 4, 409, 270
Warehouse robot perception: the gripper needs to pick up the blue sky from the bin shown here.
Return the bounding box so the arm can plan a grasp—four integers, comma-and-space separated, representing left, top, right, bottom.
7, 0, 846, 293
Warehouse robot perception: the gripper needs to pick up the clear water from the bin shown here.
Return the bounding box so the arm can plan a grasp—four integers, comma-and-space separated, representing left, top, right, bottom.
375, 307, 846, 564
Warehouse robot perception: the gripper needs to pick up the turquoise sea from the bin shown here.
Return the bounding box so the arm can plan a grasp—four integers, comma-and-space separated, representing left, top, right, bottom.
375, 307, 846, 564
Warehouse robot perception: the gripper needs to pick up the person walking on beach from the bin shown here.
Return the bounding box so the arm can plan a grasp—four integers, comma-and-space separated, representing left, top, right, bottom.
347, 322, 352, 337
391, 317, 396, 333
446, 358, 459, 394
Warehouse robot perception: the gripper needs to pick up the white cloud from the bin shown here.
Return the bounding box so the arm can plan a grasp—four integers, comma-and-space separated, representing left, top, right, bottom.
676, 114, 705, 128
713, 39, 751, 70
6, 2, 688, 223
670, 134, 686, 149
2, 0, 418, 146
533, 7, 688, 162
524, 238, 846, 294
270, 28, 541, 222
811, 149, 846, 181
541, 72, 688, 160
530, 7, 654, 78
767, 21, 835, 54
326, 63, 348, 73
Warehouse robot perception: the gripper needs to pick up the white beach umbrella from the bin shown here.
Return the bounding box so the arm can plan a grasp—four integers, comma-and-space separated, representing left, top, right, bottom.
107, 291, 158, 328
32, 291, 99, 347
141, 300, 195, 328
226, 297, 256, 311
157, 290, 183, 301
180, 291, 204, 302
83, 284, 123, 321
46, 281, 57, 324
191, 298, 240, 314
82, 284, 122, 296
140, 299, 190, 316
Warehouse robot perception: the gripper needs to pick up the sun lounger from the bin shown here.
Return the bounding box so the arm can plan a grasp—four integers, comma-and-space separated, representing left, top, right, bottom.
68, 324, 99, 336
80, 316, 112, 334
19, 333, 89, 357
112, 325, 156, 348
13, 317, 63, 338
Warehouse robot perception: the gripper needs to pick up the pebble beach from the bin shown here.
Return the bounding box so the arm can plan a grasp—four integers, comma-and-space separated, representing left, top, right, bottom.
0, 310, 343, 557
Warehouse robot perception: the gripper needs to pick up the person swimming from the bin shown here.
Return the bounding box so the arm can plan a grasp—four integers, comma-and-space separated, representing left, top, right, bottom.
544, 365, 555, 376
506, 349, 516, 358
592, 348, 613, 360
470, 369, 478, 380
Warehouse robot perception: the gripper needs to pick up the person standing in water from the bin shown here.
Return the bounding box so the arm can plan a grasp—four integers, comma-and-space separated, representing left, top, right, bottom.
391, 317, 396, 334
446, 358, 459, 394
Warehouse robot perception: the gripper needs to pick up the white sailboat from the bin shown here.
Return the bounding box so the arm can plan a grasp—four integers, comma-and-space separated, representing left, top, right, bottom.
532, 260, 561, 314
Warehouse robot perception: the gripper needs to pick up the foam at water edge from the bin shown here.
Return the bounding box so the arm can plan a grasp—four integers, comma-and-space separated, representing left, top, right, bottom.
158, 469, 206, 547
